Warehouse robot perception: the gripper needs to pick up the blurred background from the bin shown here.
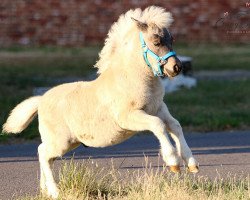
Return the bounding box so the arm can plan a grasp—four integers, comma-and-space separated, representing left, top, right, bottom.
0, 0, 249, 142
0, 0, 249, 45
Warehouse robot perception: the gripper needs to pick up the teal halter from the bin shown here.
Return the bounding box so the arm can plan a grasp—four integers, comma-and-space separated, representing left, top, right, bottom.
139, 32, 176, 77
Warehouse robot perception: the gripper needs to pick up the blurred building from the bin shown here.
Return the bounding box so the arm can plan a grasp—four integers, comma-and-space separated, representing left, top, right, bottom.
0, 0, 249, 47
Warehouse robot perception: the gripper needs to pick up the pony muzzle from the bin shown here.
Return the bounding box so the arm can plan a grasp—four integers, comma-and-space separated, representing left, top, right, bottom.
162, 57, 182, 77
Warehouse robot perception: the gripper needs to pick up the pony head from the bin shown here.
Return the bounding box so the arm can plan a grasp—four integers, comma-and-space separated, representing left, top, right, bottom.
132, 15, 182, 77
95, 6, 182, 77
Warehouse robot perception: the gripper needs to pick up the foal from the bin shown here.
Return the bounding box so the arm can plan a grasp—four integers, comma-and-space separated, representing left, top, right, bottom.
3, 6, 198, 198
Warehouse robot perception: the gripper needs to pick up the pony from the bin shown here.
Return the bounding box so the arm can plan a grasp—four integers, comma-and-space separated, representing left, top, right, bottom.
2, 6, 198, 198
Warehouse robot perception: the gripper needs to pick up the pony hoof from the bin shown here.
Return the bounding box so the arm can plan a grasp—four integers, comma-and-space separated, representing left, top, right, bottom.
188, 165, 199, 173
47, 186, 59, 199
169, 165, 180, 173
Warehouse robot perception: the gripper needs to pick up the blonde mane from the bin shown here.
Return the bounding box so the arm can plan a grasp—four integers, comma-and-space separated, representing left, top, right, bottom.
95, 6, 173, 74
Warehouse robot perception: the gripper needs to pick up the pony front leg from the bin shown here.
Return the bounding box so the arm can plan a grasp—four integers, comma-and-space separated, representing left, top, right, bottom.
118, 110, 180, 171
157, 103, 199, 173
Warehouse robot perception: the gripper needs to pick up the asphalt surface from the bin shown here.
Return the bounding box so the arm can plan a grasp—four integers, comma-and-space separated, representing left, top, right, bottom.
0, 130, 250, 199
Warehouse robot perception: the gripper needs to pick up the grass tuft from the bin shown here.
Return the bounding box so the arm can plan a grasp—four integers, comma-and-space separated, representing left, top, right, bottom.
57, 159, 123, 199
18, 159, 250, 200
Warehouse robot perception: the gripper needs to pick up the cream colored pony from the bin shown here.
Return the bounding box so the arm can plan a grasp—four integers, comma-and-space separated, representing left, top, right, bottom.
3, 6, 198, 198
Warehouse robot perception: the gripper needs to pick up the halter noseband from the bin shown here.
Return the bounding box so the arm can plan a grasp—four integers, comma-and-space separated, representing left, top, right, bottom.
139, 32, 176, 77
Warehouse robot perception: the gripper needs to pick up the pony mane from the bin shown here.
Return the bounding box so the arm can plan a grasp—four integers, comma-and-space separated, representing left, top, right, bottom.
95, 6, 173, 74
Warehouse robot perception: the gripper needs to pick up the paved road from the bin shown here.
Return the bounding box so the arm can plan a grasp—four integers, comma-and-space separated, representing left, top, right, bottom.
0, 131, 250, 199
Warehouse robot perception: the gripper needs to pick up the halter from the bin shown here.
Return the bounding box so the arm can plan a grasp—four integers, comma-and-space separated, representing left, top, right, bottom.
139, 32, 176, 77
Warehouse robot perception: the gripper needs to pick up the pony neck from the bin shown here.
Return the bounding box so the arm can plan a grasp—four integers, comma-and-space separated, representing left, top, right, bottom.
121, 32, 157, 81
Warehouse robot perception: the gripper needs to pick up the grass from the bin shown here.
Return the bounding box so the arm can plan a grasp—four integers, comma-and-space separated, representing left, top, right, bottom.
1, 43, 250, 71
0, 44, 250, 143
166, 79, 250, 132
0, 46, 99, 142
175, 43, 250, 71
1, 79, 248, 142
0, 47, 99, 79
19, 159, 250, 200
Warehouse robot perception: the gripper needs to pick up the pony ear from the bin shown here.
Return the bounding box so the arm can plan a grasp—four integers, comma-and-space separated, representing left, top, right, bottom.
131, 17, 148, 32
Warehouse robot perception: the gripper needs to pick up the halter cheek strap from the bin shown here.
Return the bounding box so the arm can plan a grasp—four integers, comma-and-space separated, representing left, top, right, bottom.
139, 32, 176, 77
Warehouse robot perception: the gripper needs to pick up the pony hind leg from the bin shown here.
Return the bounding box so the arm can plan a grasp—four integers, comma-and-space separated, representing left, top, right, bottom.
38, 133, 80, 198
38, 154, 46, 192
38, 143, 60, 198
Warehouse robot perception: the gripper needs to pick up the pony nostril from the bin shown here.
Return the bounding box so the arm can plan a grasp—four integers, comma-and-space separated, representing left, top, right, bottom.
173, 64, 182, 73
160, 60, 167, 66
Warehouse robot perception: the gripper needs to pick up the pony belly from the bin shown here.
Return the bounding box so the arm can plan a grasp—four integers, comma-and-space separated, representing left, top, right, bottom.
77, 128, 135, 148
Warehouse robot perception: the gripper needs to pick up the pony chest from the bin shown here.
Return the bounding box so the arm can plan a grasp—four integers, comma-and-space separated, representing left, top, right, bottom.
128, 79, 164, 114
144, 96, 162, 115
129, 90, 164, 115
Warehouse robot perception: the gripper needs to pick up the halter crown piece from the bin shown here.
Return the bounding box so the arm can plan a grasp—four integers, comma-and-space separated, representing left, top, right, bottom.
139, 32, 176, 77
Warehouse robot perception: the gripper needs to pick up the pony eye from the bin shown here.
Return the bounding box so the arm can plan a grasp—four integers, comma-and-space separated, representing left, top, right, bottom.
154, 42, 160, 46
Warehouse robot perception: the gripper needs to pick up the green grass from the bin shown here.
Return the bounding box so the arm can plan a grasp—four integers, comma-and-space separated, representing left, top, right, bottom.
0, 44, 250, 143
0, 47, 99, 143
165, 79, 250, 132
1, 43, 250, 71
19, 159, 250, 200
175, 43, 250, 71
0, 47, 99, 79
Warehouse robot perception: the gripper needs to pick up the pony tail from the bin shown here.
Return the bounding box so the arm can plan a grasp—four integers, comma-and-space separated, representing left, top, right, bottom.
2, 96, 41, 134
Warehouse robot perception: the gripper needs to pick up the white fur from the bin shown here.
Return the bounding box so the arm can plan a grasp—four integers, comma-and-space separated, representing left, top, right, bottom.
3, 96, 41, 133
2, 6, 197, 199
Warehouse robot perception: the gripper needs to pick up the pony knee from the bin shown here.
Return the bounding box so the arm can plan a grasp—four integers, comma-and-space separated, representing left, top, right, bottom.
168, 120, 182, 136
